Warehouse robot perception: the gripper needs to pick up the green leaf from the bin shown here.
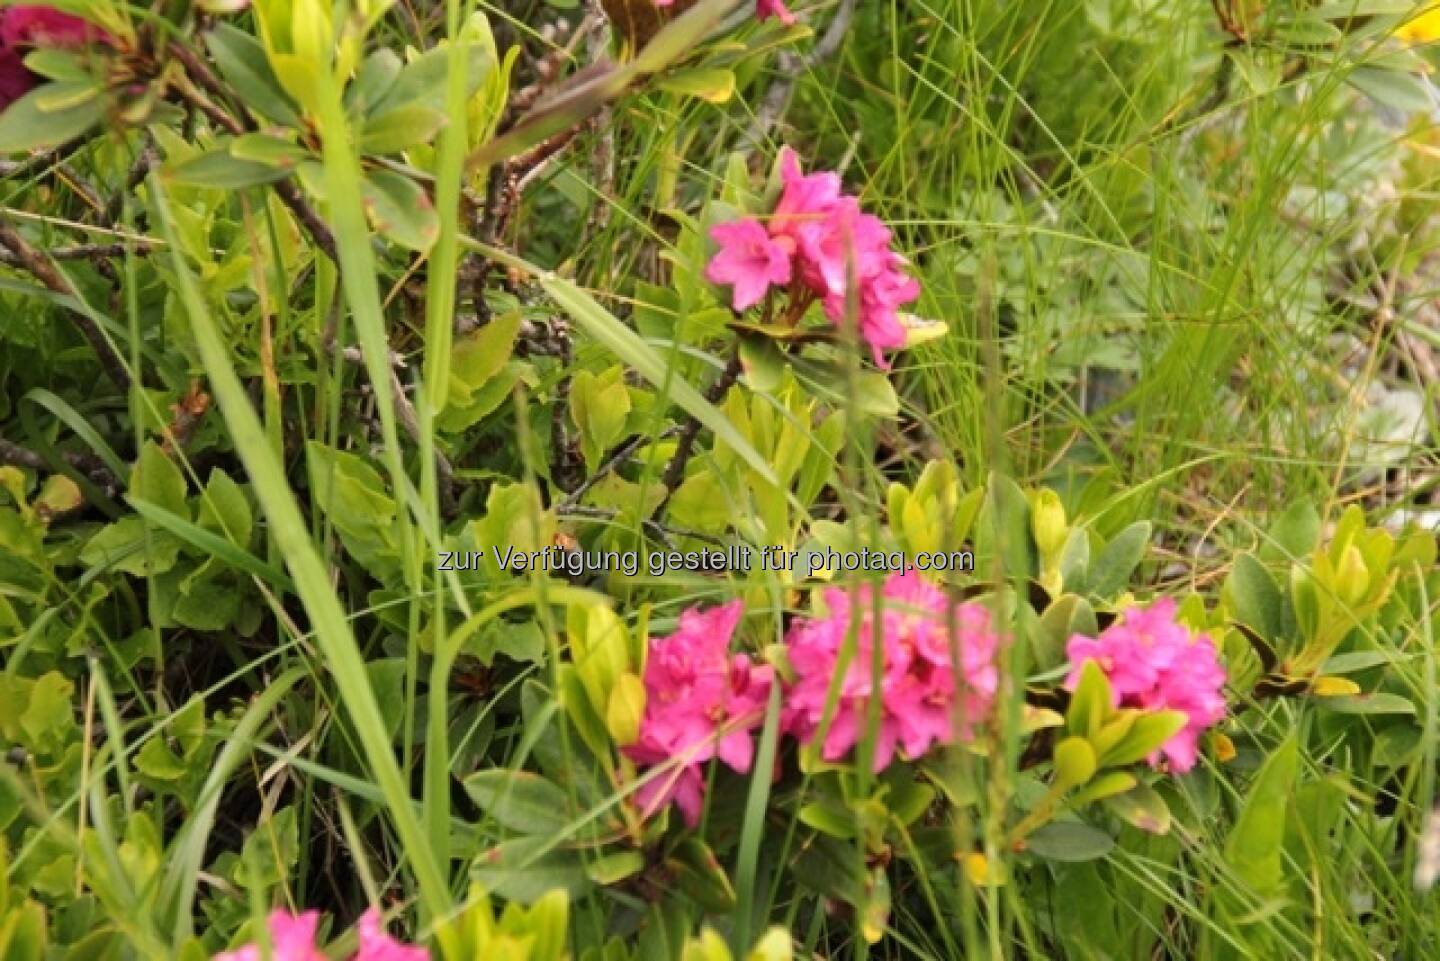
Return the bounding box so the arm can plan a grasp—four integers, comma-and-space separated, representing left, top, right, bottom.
981, 473, 1036, 580
535, 272, 777, 485
1228, 552, 1283, 642
204, 24, 301, 125
665, 837, 738, 913
1053, 737, 1097, 790
80, 516, 182, 576
151, 179, 453, 936
172, 577, 241, 631
230, 133, 311, 168
605, 671, 645, 747
20, 671, 75, 754
0, 899, 46, 961
1070, 770, 1136, 805
345, 48, 402, 114
22, 48, 92, 83
0, 81, 104, 154
304, 441, 402, 579
131, 442, 189, 519
737, 334, 786, 392
1086, 521, 1150, 598
1318, 651, 1394, 674
361, 169, 439, 251
359, 104, 449, 154
1102, 783, 1171, 834
196, 468, 253, 547
656, 67, 736, 103
1034, 594, 1096, 671
362, 658, 408, 737
798, 798, 857, 839
127, 498, 291, 590
1224, 735, 1299, 896
1098, 710, 1187, 767
463, 770, 573, 835
586, 850, 645, 885
470, 836, 591, 903
374, 43, 492, 115
1260, 499, 1320, 563
166, 149, 294, 189
1317, 692, 1415, 716
1059, 527, 1092, 593
1024, 821, 1114, 862
1348, 67, 1433, 113
1066, 660, 1111, 739
570, 369, 632, 471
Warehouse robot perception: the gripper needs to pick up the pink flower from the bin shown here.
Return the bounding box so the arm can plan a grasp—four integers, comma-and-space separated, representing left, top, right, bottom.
214, 909, 428, 961
622, 601, 774, 826
825, 255, 920, 365
703, 149, 922, 365
783, 571, 1002, 772
653, 0, 794, 22
1063, 599, 1227, 773
354, 909, 427, 961
0, 6, 110, 111
755, 0, 796, 23
0, 48, 31, 108
770, 148, 843, 251
705, 218, 793, 312
214, 911, 327, 961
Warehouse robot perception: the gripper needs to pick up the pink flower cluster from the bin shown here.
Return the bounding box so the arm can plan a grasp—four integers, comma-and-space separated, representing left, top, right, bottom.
705, 149, 921, 366
1063, 598, 1227, 773
653, 0, 795, 25
625, 572, 1001, 825
784, 571, 1001, 771
622, 601, 774, 826
214, 909, 425, 961
0, 6, 108, 111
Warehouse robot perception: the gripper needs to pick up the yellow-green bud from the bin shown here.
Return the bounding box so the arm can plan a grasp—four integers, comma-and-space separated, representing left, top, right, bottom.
1030, 489, 1069, 559
1052, 736, 1098, 790
1335, 544, 1370, 607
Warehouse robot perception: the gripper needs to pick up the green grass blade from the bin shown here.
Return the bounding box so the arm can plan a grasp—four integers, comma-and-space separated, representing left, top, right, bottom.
147, 176, 455, 944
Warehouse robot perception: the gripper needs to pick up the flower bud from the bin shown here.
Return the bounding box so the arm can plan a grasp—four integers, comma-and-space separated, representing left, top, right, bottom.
1052, 736, 1097, 790
1030, 489, 1068, 560
1335, 544, 1370, 607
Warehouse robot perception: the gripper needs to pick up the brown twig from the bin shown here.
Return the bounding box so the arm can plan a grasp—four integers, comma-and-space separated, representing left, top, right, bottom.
167, 41, 339, 262
560, 425, 681, 509
0, 241, 157, 266
0, 433, 119, 491
658, 353, 743, 506
0, 217, 132, 392
745, 0, 856, 146
104, 141, 159, 224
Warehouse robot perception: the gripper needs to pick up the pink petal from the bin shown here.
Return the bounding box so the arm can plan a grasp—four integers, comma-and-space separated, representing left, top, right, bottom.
354, 909, 428, 961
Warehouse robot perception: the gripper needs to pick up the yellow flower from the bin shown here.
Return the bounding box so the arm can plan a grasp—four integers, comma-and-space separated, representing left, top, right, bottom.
1400, 5, 1440, 44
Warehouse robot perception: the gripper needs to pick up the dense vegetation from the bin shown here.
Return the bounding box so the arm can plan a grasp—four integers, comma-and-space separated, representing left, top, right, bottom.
2, 0, 1439, 958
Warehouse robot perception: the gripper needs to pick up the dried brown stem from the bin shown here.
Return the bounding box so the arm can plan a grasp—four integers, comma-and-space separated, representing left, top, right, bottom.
167, 41, 339, 262
658, 353, 743, 502
0, 433, 119, 490
0, 217, 132, 392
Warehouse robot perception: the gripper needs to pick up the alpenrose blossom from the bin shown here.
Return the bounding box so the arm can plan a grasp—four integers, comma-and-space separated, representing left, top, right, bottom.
214, 908, 426, 961
622, 601, 774, 826
705, 148, 921, 366
214, 911, 326, 961
705, 218, 793, 311
1063, 599, 1227, 774
652, 0, 795, 24
783, 571, 1002, 771
354, 910, 428, 961
0, 5, 110, 111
